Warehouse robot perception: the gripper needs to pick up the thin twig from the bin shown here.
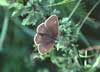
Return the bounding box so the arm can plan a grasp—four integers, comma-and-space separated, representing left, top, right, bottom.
78, 0, 100, 31
77, 0, 100, 53
68, 0, 82, 20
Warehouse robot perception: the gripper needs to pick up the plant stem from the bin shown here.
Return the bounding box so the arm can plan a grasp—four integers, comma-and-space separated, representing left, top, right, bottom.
68, 0, 82, 20
0, 9, 9, 51
79, 0, 100, 31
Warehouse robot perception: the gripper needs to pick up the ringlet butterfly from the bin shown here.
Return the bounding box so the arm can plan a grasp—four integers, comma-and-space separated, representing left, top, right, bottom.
34, 15, 58, 54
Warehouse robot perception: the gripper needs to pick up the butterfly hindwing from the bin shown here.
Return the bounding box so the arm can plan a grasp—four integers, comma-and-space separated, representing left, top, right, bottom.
38, 41, 54, 54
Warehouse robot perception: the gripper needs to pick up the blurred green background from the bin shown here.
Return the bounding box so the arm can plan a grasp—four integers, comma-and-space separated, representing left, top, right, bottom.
0, 0, 100, 72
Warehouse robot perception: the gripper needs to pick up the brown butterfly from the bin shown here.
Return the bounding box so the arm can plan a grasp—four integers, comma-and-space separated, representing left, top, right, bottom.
34, 15, 58, 54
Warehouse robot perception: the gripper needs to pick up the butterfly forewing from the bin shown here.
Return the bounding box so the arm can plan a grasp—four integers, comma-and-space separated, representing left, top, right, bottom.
45, 15, 58, 38
37, 23, 47, 34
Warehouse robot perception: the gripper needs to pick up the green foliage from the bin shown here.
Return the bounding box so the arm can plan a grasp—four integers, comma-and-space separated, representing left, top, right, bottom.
0, 0, 100, 72
0, 0, 9, 6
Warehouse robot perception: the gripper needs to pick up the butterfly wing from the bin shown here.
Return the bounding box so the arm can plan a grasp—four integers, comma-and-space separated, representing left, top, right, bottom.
45, 15, 58, 38
34, 23, 54, 54
34, 34, 42, 45
36, 23, 47, 34
38, 42, 54, 54
34, 23, 47, 45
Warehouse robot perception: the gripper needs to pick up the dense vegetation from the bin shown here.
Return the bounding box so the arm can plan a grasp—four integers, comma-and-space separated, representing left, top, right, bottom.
0, 0, 100, 72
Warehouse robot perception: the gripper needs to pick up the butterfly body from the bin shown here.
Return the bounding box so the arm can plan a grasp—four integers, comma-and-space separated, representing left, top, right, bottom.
34, 15, 58, 54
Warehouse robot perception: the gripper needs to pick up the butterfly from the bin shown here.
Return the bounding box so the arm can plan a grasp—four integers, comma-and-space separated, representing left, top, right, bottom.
34, 15, 59, 54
